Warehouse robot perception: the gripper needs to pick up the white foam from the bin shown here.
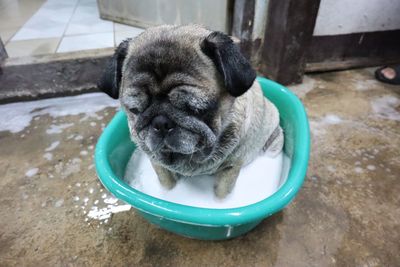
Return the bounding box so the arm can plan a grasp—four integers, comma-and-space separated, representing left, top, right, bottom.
25, 168, 39, 177
327, 165, 336, 172
321, 114, 342, 124
43, 152, 53, 161
0, 93, 119, 133
54, 199, 64, 207
367, 165, 376, 171
124, 150, 290, 209
354, 79, 379, 91
46, 123, 74, 134
310, 114, 343, 136
45, 141, 60, 152
104, 197, 118, 205
371, 96, 400, 121
288, 76, 316, 99
74, 135, 83, 141
56, 158, 81, 178
87, 205, 131, 220
354, 167, 363, 173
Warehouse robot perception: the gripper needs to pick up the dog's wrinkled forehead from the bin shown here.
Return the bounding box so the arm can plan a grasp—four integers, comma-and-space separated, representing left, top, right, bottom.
128, 25, 211, 53
121, 25, 213, 93
98, 24, 256, 100
125, 40, 197, 85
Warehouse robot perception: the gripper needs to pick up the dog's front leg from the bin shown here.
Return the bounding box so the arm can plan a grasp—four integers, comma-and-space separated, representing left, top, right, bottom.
214, 164, 242, 199
151, 162, 178, 190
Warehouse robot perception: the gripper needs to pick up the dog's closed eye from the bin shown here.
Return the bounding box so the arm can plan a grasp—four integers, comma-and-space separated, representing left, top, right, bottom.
121, 90, 150, 114
169, 87, 216, 114
129, 107, 140, 114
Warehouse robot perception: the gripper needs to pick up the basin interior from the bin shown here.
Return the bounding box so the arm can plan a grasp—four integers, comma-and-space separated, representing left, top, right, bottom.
95, 77, 309, 233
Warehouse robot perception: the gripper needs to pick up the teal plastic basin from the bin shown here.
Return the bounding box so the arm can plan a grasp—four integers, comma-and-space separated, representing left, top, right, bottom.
95, 77, 310, 240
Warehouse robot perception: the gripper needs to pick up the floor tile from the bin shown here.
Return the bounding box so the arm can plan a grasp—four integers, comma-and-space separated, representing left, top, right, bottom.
11, 0, 79, 41
114, 23, 145, 33
0, 0, 46, 30
57, 32, 114, 53
0, 28, 19, 43
12, 19, 69, 40
114, 23, 144, 45
5, 38, 60, 57
65, 0, 113, 36
114, 30, 144, 46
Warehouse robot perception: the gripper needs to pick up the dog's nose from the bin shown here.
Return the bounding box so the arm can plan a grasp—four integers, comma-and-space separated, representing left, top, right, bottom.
151, 115, 175, 135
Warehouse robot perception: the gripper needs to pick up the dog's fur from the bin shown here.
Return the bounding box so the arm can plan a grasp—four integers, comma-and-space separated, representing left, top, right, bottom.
99, 25, 283, 198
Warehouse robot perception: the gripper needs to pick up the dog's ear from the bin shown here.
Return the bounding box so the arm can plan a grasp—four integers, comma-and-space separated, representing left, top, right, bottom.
98, 39, 131, 99
200, 31, 256, 97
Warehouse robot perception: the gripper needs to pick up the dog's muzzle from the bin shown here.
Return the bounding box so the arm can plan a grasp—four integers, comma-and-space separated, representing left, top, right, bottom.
135, 103, 217, 148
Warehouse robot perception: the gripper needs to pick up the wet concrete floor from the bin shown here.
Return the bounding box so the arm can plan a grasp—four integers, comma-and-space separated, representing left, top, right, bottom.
0, 68, 399, 266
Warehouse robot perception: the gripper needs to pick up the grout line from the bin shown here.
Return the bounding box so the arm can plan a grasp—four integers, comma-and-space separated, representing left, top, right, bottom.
55, 0, 81, 53
4, 29, 22, 46
3, 32, 15, 46
5, 0, 47, 45
57, 31, 114, 38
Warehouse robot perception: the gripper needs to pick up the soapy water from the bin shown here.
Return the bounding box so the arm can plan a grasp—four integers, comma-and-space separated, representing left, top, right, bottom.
0, 93, 118, 133
124, 150, 290, 209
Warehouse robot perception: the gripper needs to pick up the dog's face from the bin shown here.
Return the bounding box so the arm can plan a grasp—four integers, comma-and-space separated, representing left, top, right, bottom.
99, 25, 256, 170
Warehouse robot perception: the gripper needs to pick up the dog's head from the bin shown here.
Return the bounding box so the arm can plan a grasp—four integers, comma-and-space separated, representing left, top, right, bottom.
98, 25, 256, 169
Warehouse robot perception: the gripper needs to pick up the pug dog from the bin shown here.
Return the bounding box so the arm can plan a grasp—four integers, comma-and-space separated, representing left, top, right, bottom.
98, 25, 283, 198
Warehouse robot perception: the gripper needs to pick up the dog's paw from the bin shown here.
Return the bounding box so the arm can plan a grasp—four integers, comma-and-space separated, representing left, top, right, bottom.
214, 165, 241, 199
214, 183, 231, 199
151, 162, 178, 190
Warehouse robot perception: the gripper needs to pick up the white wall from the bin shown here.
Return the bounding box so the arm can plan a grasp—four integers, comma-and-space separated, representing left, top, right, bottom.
98, 0, 229, 32
313, 0, 400, 36
253, 0, 269, 40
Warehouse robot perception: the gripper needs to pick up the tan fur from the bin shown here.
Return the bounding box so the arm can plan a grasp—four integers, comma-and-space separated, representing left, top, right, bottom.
116, 25, 283, 198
